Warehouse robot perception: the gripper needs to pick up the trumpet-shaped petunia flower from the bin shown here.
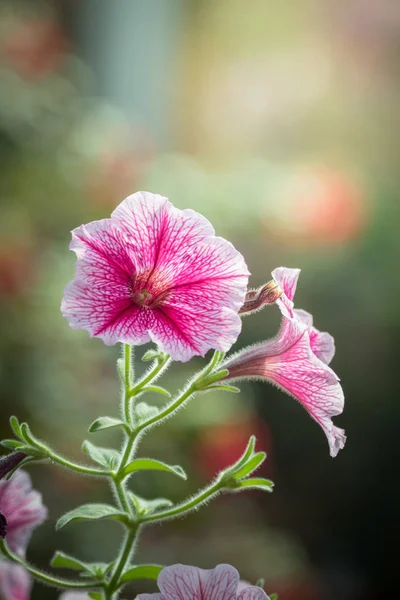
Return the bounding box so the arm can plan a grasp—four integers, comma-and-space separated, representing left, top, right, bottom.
272, 267, 335, 364
0, 470, 47, 556
222, 318, 346, 457
137, 564, 270, 600
0, 561, 31, 600
62, 192, 249, 362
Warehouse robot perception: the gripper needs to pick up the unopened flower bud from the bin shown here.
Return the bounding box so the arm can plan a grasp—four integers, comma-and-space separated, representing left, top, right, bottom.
239, 280, 283, 315
0, 452, 27, 480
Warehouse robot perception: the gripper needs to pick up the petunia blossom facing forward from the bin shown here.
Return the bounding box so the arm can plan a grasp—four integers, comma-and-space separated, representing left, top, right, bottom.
0, 470, 47, 556
137, 563, 270, 600
62, 191, 250, 362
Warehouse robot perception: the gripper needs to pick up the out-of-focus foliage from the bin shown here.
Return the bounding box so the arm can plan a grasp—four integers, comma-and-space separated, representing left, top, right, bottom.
0, 1, 398, 599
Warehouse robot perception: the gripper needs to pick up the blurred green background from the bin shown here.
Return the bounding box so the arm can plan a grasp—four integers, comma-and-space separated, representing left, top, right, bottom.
0, 1, 399, 599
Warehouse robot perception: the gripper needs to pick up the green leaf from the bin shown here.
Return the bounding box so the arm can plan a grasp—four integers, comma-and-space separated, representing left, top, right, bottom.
141, 385, 171, 397
0, 439, 24, 450
270, 594, 278, 600
82, 441, 119, 469
56, 504, 129, 530
9, 416, 22, 439
234, 477, 274, 492
120, 564, 164, 584
88, 593, 102, 600
122, 459, 187, 480
50, 551, 89, 571
134, 402, 159, 424
255, 578, 265, 588
232, 452, 266, 479
129, 493, 173, 517
88, 417, 127, 434
223, 436, 256, 478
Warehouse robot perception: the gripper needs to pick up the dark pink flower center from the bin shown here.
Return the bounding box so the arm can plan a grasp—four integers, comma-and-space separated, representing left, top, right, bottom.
131, 270, 172, 309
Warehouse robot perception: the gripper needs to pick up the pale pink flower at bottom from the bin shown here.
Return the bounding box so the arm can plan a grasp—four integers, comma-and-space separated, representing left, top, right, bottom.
137, 564, 269, 600
62, 191, 250, 362
222, 318, 346, 457
0, 470, 47, 556
0, 561, 31, 600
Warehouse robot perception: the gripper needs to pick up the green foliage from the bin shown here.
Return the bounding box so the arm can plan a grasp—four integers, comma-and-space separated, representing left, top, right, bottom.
56, 504, 130, 530
82, 441, 120, 470
120, 564, 163, 584
122, 458, 187, 480
88, 417, 127, 434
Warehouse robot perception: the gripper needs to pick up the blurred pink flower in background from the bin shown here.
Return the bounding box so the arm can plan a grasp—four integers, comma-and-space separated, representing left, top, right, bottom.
62, 191, 249, 361
137, 564, 270, 600
0, 470, 47, 556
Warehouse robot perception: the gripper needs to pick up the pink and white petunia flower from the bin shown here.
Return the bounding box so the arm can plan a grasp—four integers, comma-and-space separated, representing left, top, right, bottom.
222, 318, 346, 457
0, 470, 47, 556
62, 191, 250, 362
271, 267, 335, 365
137, 563, 269, 600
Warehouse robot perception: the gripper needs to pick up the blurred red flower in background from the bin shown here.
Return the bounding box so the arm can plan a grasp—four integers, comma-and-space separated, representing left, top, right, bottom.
194, 418, 273, 480
2, 18, 67, 79
266, 167, 367, 247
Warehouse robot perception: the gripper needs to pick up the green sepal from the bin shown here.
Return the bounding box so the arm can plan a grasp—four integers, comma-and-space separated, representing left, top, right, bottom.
202, 384, 240, 393
231, 452, 266, 480
231, 477, 274, 492
56, 504, 130, 530
120, 564, 164, 584
196, 369, 229, 390
129, 493, 173, 517
122, 458, 187, 480
141, 349, 162, 362
9, 416, 23, 438
255, 578, 265, 588
82, 441, 120, 470
88, 417, 128, 434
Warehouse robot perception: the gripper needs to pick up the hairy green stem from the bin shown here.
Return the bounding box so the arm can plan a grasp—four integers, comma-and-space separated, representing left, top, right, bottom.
140, 478, 222, 523
0, 541, 99, 590
46, 449, 107, 477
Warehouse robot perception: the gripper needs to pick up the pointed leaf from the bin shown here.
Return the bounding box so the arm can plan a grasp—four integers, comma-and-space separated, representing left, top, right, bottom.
56, 504, 129, 530
141, 386, 171, 397
82, 441, 119, 469
89, 594, 102, 600
122, 459, 186, 480
0, 440, 24, 450
50, 551, 89, 571
120, 564, 164, 584
223, 436, 256, 478
205, 384, 240, 393
134, 403, 159, 424
88, 417, 127, 434
142, 349, 160, 362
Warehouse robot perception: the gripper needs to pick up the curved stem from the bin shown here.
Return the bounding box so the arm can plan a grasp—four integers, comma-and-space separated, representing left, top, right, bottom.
129, 355, 171, 398
107, 526, 138, 593
0, 540, 99, 590
46, 449, 108, 477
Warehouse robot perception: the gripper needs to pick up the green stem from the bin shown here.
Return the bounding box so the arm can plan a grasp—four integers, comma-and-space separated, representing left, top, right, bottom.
0, 540, 99, 590
141, 478, 223, 524
46, 449, 107, 477
123, 344, 133, 425
129, 355, 171, 398
107, 526, 138, 593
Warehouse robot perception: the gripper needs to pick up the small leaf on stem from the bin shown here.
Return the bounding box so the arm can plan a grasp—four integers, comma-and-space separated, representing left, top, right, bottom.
122, 459, 187, 480
88, 417, 127, 434
120, 564, 164, 584
56, 504, 130, 530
